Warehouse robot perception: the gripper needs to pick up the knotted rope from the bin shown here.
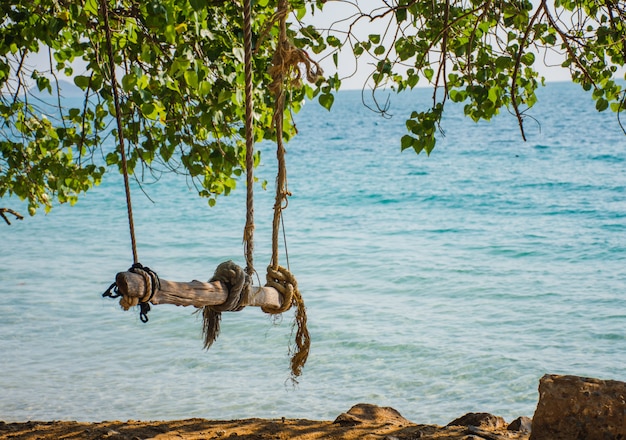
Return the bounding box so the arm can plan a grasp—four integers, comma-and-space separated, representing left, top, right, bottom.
202, 261, 251, 349
267, 0, 323, 97
103, 263, 160, 323
263, 265, 309, 379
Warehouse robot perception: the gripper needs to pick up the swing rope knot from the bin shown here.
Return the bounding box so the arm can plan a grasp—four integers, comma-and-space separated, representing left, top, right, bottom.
267, 0, 323, 98
103, 263, 160, 323
201, 261, 251, 349
263, 265, 310, 382
263, 265, 296, 314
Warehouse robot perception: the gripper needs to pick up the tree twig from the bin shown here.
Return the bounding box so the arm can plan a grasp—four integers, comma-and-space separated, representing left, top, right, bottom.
510, 4, 544, 142
0, 208, 25, 225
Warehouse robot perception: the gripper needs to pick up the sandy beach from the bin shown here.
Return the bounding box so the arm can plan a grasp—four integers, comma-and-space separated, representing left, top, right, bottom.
0, 403, 531, 439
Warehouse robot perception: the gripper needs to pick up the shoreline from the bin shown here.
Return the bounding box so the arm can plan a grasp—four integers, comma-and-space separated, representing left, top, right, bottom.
0, 403, 531, 440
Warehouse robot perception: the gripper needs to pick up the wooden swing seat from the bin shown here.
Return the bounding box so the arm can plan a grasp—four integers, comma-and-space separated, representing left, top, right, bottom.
115, 270, 283, 309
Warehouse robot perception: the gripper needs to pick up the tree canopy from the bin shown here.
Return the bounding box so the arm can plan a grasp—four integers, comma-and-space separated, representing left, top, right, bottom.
1, 0, 624, 219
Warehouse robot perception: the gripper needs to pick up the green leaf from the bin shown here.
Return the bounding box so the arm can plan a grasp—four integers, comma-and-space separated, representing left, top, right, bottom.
189, 0, 204, 10
84, 0, 99, 16
136, 75, 149, 90
121, 73, 137, 92
105, 152, 119, 165
407, 73, 419, 89
395, 7, 407, 22
74, 75, 91, 90
495, 56, 511, 69
36, 76, 51, 92
327, 36, 341, 47
184, 70, 198, 89
295, 6, 306, 20
424, 68, 434, 82
449, 89, 465, 102
401, 135, 414, 151
141, 102, 157, 118
199, 81, 212, 96
520, 52, 535, 66
319, 93, 334, 111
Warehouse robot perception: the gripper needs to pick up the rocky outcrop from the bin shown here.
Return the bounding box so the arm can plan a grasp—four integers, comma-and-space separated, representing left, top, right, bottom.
333, 403, 412, 427
507, 416, 532, 432
447, 412, 506, 430
531, 374, 626, 440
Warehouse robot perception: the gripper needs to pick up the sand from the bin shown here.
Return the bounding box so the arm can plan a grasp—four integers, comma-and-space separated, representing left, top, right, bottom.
0, 403, 531, 440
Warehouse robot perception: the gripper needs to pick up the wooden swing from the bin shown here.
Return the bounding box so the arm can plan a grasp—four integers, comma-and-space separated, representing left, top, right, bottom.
101, 0, 319, 380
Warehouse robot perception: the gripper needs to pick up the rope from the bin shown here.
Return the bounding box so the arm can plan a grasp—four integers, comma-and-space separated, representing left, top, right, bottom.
263, 264, 309, 379
262, 0, 323, 381
267, 0, 323, 98
243, 0, 255, 277
267, 0, 322, 269
202, 261, 251, 349
100, 0, 138, 264
102, 263, 160, 323
268, 0, 292, 269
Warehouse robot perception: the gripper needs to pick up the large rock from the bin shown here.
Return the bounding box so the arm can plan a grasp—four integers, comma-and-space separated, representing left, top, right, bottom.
447, 412, 506, 430
508, 416, 532, 432
531, 374, 626, 440
333, 403, 411, 427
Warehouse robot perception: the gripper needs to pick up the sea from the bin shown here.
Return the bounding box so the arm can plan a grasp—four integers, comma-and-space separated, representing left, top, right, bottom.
1, 81, 625, 426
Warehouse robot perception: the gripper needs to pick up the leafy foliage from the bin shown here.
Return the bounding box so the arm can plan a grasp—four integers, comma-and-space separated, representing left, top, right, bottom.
0, 0, 330, 215
309, 0, 626, 154
1, 0, 625, 217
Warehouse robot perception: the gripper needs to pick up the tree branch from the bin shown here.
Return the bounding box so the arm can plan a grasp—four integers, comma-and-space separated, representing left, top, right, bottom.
0, 208, 25, 225
510, 3, 544, 141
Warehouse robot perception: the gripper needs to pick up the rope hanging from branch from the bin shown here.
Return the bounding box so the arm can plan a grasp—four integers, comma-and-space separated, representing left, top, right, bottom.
242, 0, 255, 278
200, 0, 255, 357
99, 0, 138, 265
100, 0, 160, 323
262, 0, 323, 381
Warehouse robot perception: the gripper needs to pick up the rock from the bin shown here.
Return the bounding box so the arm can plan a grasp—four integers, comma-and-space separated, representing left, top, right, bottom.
507, 416, 532, 432
333, 403, 411, 426
447, 412, 506, 430
531, 374, 626, 440
333, 412, 362, 426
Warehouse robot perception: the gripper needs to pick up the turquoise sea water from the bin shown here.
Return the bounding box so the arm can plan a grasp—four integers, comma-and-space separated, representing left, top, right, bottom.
1, 82, 625, 425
